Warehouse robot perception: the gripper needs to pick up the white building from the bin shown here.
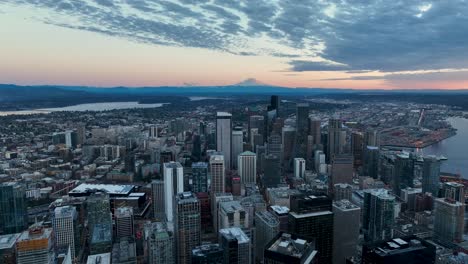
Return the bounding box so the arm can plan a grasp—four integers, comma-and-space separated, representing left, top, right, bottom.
238, 151, 257, 184
216, 112, 232, 169
53, 206, 78, 260
163, 162, 184, 223
294, 158, 306, 178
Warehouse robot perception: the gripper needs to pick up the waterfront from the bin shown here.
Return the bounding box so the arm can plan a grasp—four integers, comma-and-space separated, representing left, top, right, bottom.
420, 117, 468, 178
0, 102, 167, 116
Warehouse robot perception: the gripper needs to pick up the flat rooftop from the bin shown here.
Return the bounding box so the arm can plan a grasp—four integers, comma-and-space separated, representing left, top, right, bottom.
87, 253, 111, 264
219, 227, 249, 244
69, 183, 135, 196
267, 233, 314, 260
270, 205, 290, 215
0, 233, 20, 250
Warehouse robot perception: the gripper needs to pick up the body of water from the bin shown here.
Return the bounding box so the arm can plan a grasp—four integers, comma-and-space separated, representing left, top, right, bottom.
420, 117, 468, 177
0, 102, 166, 116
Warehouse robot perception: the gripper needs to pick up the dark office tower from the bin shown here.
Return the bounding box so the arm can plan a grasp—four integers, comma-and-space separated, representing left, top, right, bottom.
327, 118, 342, 162
393, 153, 415, 197
364, 146, 380, 179
125, 152, 136, 173
151, 180, 165, 220
264, 233, 318, 264
176, 192, 201, 264
282, 127, 295, 169
443, 182, 465, 203
362, 236, 436, 264
192, 243, 224, 264
333, 200, 360, 264
271, 95, 280, 116
363, 189, 395, 243
351, 132, 364, 167
76, 123, 86, 145
232, 129, 244, 169
364, 129, 380, 147
267, 133, 282, 159
330, 155, 353, 190
115, 207, 135, 240
192, 135, 202, 162
249, 115, 265, 141
263, 154, 281, 188
199, 121, 207, 136
0, 182, 27, 235
422, 156, 441, 197
216, 112, 233, 170
294, 103, 309, 160
219, 227, 251, 264
309, 118, 321, 146
289, 193, 334, 264
192, 162, 209, 193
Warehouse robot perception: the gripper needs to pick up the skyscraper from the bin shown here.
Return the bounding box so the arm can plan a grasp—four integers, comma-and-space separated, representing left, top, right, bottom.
232, 130, 243, 169
216, 112, 232, 169
422, 156, 441, 197
294, 158, 306, 178
393, 153, 416, 197
163, 161, 184, 222
309, 118, 321, 145
294, 103, 309, 160
333, 200, 360, 264
330, 155, 353, 187
238, 151, 257, 185
86, 192, 112, 243
115, 207, 134, 240
270, 95, 280, 116
192, 243, 224, 264
16, 225, 54, 264
327, 118, 342, 162
0, 182, 27, 235
363, 189, 395, 243
149, 125, 158, 138
288, 193, 334, 264
263, 154, 281, 188
151, 180, 165, 220
175, 192, 201, 264
281, 127, 295, 169
219, 227, 251, 264
53, 206, 79, 260
364, 129, 380, 148
443, 182, 465, 203
363, 146, 380, 179
351, 132, 364, 167
218, 201, 249, 231
255, 211, 280, 263
249, 115, 265, 146
210, 155, 225, 194
145, 222, 175, 264
192, 162, 209, 193
433, 197, 464, 244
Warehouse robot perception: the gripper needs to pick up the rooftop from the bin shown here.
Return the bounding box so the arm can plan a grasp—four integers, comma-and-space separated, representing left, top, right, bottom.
267, 233, 315, 260
216, 112, 232, 118
0, 233, 20, 250
371, 237, 429, 257
220, 200, 245, 213
163, 161, 182, 169
219, 227, 249, 244
86, 253, 111, 264
270, 205, 290, 215
69, 183, 135, 196
256, 211, 280, 226
333, 199, 360, 211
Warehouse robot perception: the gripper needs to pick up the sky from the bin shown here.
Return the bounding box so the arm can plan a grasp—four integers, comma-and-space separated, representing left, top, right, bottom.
1, 0, 468, 89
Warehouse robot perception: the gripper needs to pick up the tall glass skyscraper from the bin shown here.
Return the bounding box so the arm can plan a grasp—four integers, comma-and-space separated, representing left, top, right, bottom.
0, 182, 27, 235
294, 104, 309, 160
216, 112, 232, 169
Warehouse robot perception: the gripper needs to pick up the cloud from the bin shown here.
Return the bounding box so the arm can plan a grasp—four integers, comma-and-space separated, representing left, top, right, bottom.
3, 0, 468, 73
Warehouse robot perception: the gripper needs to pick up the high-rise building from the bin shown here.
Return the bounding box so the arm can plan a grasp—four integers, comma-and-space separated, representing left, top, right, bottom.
53, 206, 79, 260
210, 155, 226, 194
232, 130, 243, 169
363, 189, 395, 243
333, 200, 360, 264
361, 236, 436, 264
219, 227, 251, 264
271, 95, 280, 116
443, 182, 465, 203
351, 132, 364, 167
149, 125, 158, 138
163, 161, 184, 223
314, 150, 327, 174
327, 118, 342, 162
263, 233, 318, 264
363, 146, 380, 179
267, 133, 282, 160
255, 211, 280, 263
281, 127, 296, 169
218, 201, 249, 231
212, 193, 234, 233
0, 233, 20, 264
151, 180, 165, 220
111, 238, 137, 264
433, 197, 464, 244
115, 207, 134, 239
422, 156, 441, 197
333, 183, 353, 201
0, 182, 27, 235
145, 222, 175, 264
309, 118, 321, 146
238, 151, 257, 185
269, 205, 290, 232
86, 192, 112, 249
393, 153, 416, 197
192, 243, 224, 264
16, 224, 54, 264
364, 129, 380, 148
294, 103, 309, 160
216, 112, 232, 169
330, 155, 353, 187
249, 115, 265, 143
175, 192, 201, 264
192, 162, 209, 193
294, 158, 306, 178
263, 154, 281, 188
288, 193, 334, 264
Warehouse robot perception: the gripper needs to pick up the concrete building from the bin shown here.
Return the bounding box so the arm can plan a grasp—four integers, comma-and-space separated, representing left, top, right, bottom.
219, 227, 251, 264
111, 238, 137, 264
363, 189, 395, 243
294, 158, 306, 179
0, 233, 21, 264
53, 206, 78, 260
218, 201, 249, 230
210, 155, 225, 194
327, 118, 342, 162
151, 180, 165, 220
238, 151, 257, 185
269, 205, 290, 232
115, 207, 134, 240
212, 193, 233, 233
216, 112, 232, 169
333, 200, 360, 264
263, 233, 318, 264
175, 192, 201, 264
443, 182, 465, 203
434, 197, 464, 244
334, 183, 353, 201
255, 211, 280, 263
330, 155, 353, 187
309, 118, 321, 146
232, 130, 243, 169
16, 225, 54, 264
163, 162, 184, 223
145, 222, 175, 264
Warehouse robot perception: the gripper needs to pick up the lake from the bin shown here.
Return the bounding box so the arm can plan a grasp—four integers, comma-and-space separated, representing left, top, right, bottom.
420, 117, 468, 178
0, 102, 167, 116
